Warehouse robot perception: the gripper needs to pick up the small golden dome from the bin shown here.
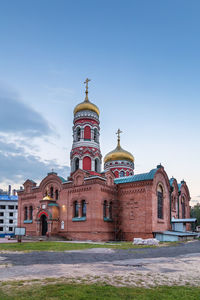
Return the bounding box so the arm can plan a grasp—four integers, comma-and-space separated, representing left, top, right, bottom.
42, 195, 53, 201
104, 145, 134, 163
104, 129, 134, 163
74, 100, 100, 116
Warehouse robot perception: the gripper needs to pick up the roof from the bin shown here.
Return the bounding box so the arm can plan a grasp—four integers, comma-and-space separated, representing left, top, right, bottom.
169, 178, 175, 186
114, 168, 158, 184
0, 195, 18, 201
58, 176, 67, 183
171, 218, 197, 223
155, 231, 198, 236
48, 203, 59, 207
28, 179, 36, 184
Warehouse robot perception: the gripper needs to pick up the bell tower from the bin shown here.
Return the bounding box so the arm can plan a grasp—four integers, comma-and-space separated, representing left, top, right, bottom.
70, 79, 102, 173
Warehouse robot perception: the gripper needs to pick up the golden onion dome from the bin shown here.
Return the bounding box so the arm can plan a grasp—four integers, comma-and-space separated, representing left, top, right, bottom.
104, 129, 134, 163
42, 195, 53, 201
74, 100, 100, 116
74, 78, 100, 116
104, 145, 134, 163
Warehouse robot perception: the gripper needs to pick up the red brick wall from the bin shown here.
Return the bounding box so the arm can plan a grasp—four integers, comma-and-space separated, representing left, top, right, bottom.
17, 168, 191, 241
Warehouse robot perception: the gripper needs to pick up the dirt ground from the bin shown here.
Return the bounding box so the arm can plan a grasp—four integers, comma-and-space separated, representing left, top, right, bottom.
0, 244, 200, 287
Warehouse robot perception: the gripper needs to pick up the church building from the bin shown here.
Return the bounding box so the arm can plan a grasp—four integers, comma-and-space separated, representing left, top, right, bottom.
17, 80, 191, 241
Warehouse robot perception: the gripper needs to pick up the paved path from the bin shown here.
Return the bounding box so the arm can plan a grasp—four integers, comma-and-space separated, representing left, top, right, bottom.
0, 240, 200, 286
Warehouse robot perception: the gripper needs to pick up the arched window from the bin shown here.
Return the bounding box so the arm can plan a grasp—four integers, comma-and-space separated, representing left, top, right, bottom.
55, 189, 59, 200
82, 200, 86, 217
103, 200, 107, 218
76, 127, 81, 141
50, 186, 54, 198
74, 201, 79, 218
157, 185, 164, 219
182, 198, 186, 218
84, 126, 91, 140
94, 128, 98, 142
120, 170, 125, 177
75, 158, 79, 171
172, 197, 176, 210
95, 158, 99, 172
24, 207, 28, 220
29, 206, 33, 220
109, 202, 113, 219
83, 156, 91, 170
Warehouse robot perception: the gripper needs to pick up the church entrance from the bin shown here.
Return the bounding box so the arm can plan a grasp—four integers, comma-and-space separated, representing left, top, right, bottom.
41, 215, 48, 236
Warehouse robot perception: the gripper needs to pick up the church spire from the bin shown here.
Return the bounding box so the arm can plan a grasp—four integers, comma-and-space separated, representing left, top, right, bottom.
84, 78, 91, 102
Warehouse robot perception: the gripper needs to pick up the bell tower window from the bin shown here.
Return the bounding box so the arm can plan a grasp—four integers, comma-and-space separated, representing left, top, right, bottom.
95, 158, 99, 172
75, 158, 79, 171
76, 128, 81, 141
120, 170, 125, 177
94, 128, 98, 142
84, 126, 91, 140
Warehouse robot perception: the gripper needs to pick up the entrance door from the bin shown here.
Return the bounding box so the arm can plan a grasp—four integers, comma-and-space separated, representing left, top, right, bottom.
41, 215, 48, 236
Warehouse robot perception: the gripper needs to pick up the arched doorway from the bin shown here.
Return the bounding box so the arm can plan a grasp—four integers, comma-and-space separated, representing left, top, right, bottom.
41, 214, 48, 236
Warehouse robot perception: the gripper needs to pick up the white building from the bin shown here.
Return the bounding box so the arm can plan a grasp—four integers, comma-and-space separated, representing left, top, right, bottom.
0, 188, 18, 237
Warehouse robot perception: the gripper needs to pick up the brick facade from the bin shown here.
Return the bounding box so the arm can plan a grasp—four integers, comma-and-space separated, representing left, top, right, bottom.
17, 166, 191, 241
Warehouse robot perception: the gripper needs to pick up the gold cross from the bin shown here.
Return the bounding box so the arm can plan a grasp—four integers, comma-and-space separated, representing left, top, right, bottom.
116, 129, 122, 147
116, 129, 122, 140
84, 78, 91, 101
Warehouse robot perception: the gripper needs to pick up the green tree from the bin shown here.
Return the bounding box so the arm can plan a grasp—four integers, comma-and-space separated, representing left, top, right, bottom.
190, 203, 200, 230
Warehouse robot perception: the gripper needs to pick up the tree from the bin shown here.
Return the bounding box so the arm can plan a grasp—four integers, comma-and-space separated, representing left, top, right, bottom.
190, 203, 200, 230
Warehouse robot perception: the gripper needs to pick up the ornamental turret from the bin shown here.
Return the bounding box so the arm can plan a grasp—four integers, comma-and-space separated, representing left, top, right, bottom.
70, 79, 102, 173
104, 129, 134, 178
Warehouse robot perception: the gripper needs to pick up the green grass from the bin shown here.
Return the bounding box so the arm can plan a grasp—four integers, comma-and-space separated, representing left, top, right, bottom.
0, 282, 199, 300
0, 241, 156, 252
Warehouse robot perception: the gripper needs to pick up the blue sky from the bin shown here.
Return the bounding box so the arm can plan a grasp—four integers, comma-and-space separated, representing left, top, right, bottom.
0, 0, 199, 204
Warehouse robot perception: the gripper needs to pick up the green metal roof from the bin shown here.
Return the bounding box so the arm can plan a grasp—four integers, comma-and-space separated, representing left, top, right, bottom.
169, 178, 175, 186
58, 176, 67, 183
114, 168, 158, 184
48, 203, 59, 207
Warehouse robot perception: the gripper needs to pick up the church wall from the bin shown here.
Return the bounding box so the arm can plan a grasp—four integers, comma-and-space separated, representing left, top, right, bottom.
151, 170, 171, 233
17, 172, 192, 241
117, 181, 154, 241
17, 189, 42, 236
178, 183, 191, 230
57, 180, 116, 241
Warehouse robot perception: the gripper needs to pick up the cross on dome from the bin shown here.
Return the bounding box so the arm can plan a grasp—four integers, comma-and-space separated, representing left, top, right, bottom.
84, 78, 91, 101
116, 129, 122, 147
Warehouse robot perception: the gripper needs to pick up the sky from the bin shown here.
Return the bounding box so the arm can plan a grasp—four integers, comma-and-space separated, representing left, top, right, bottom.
0, 0, 199, 205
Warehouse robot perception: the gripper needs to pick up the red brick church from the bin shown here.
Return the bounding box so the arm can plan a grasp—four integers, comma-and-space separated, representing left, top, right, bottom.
17, 80, 191, 241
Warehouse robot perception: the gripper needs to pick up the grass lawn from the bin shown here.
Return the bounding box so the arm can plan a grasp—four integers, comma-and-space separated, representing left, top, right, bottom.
0, 241, 158, 251
0, 282, 199, 300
